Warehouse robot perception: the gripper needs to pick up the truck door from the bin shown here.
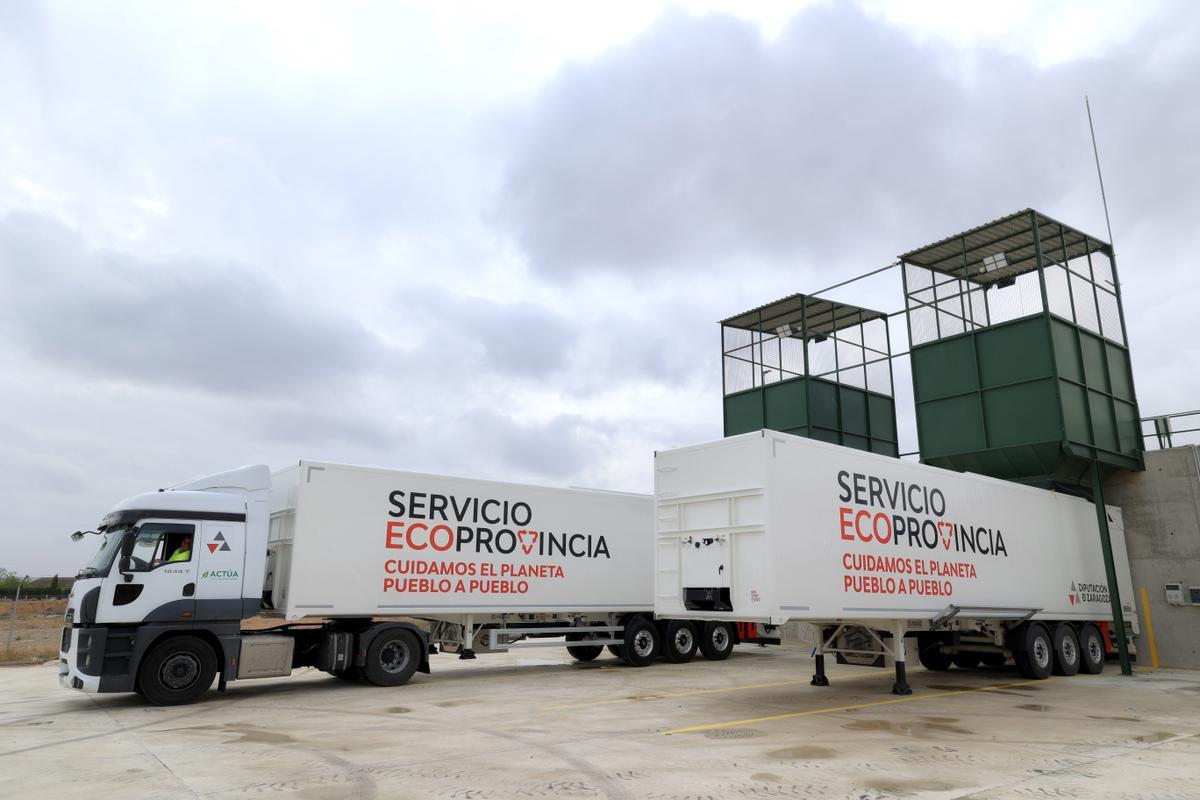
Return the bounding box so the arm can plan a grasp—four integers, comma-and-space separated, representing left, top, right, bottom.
195, 520, 247, 620
102, 521, 200, 624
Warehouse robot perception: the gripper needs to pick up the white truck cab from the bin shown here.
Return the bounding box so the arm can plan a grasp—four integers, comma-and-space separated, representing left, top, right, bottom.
60, 466, 273, 699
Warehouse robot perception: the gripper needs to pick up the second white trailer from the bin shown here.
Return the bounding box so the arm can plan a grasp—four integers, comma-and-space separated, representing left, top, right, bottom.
654, 431, 1137, 693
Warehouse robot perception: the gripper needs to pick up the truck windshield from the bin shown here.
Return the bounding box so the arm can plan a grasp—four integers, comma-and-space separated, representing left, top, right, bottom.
80, 527, 129, 577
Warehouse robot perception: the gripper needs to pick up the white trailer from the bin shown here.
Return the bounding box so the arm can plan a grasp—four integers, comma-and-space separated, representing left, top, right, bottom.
60, 461, 756, 705
654, 431, 1138, 694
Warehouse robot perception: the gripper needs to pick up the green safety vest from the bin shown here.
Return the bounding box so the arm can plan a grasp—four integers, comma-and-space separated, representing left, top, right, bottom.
167, 548, 190, 562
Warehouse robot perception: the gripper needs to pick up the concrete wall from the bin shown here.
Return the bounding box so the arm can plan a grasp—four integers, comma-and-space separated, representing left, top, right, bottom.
1105, 446, 1200, 669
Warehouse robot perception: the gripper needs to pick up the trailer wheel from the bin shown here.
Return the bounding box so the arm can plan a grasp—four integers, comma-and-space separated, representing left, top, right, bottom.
1013, 624, 1053, 680
916, 634, 952, 671
980, 652, 1007, 668
1078, 623, 1106, 674
137, 635, 217, 706
566, 633, 603, 662
661, 620, 699, 663
952, 651, 980, 669
698, 621, 734, 661
621, 616, 660, 667
363, 629, 420, 686
606, 644, 626, 662
1051, 623, 1081, 676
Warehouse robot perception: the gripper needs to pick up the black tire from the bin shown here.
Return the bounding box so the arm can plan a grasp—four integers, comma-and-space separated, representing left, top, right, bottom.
137, 635, 217, 706
1078, 623, 1106, 674
698, 621, 735, 661
952, 651, 981, 669
661, 620, 699, 663
917, 634, 952, 671
363, 629, 420, 686
980, 652, 1007, 668
566, 632, 603, 662
621, 616, 660, 667
1013, 623, 1053, 680
606, 644, 626, 662
1051, 623, 1081, 676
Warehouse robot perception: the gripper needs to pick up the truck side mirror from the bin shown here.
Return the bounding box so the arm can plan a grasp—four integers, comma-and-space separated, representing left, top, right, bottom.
118, 556, 134, 582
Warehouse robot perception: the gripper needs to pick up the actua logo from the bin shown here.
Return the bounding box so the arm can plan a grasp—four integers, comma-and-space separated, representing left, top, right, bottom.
202, 569, 240, 580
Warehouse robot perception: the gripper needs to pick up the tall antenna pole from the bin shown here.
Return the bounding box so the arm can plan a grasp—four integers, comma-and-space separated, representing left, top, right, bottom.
1085, 95, 1115, 249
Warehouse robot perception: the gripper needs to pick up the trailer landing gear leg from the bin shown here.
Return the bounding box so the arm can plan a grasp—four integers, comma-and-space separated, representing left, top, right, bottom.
891, 622, 911, 695
892, 661, 912, 695
811, 654, 829, 687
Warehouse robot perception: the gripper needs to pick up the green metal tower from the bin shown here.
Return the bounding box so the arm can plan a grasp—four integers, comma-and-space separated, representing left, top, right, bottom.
901, 209, 1143, 484
721, 293, 899, 456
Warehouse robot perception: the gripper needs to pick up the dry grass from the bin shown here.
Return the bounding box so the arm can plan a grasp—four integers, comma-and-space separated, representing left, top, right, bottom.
1, 598, 67, 665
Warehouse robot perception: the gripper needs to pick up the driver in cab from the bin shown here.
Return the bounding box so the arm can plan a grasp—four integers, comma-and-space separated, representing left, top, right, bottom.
167, 535, 193, 563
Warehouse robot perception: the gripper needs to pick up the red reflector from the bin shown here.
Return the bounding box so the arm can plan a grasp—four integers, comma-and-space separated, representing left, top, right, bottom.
181, 611, 194, 618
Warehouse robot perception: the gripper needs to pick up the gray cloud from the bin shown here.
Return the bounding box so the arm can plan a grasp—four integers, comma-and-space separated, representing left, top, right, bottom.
400, 287, 578, 379
0, 211, 381, 396
500, 3, 1200, 279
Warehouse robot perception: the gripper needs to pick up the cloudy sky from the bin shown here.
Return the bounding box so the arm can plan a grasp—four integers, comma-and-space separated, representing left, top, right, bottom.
2, 0, 1197, 576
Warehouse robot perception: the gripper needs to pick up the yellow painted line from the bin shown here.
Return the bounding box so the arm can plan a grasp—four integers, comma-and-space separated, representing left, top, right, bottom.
540, 678, 817, 711
1139, 586, 1161, 669
661, 678, 1052, 735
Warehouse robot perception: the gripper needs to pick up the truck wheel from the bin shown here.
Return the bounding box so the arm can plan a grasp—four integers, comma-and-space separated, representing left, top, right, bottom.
566, 633, 603, 662
1078, 624, 1106, 674
137, 635, 217, 706
364, 629, 420, 686
916, 635, 952, 671
980, 652, 1007, 668
1013, 624, 1053, 680
606, 644, 626, 662
698, 621, 734, 661
952, 651, 980, 669
1051, 623, 1081, 676
661, 620, 699, 663
621, 616, 660, 667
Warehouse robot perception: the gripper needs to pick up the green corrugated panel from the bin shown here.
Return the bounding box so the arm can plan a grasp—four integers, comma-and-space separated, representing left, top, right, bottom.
1089, 390, 1119, 453
916, 394, 985, 456
1106, 344, 1134, 401
808, 379, 839, 429
1051, 319, 1083, 384
723, 390, 762, 436
839, 386, 869, 436
1080, 334, 1109, 392
982, 380, 1060, 447
764, 378, 807, 431
1114, 400, 1139, 454
912, 336, 977, 401
977, 317, 1053, 388
1059, 381, 1092, 445
869, 395, 896, 442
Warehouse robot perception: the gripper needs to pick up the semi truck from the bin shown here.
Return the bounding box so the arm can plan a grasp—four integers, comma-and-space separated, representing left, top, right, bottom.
61, 462, 758, 705
654, 430, 1138, 694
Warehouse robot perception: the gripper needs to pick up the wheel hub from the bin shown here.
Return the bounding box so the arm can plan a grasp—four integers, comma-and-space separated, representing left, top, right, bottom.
380, 640, 410, 674
712, 628, 729, 651
633, 631, 654, 658
160, 653, 200, 690
1033, 639, 1050, 669
674, 629, 694, 652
